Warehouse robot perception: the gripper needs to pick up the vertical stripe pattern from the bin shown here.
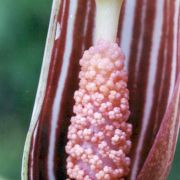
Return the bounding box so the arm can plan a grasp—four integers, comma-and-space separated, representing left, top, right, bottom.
24, 0, 180, 179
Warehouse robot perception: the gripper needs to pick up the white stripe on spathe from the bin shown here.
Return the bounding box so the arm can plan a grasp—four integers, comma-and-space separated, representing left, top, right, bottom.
47, 1, 78, 180
130, 0, 164, 179
168, 0, 180, 104
55, 23, 61, 41
30, 122, 39, 180
120, 0, 136, 70
82, 0, 91, 52
134, 0, 147, 81
54, 0, 66, 41
129, 1, 148, 178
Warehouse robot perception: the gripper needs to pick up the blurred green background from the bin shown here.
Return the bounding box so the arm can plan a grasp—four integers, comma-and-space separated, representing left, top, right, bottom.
0, 0, 179, 180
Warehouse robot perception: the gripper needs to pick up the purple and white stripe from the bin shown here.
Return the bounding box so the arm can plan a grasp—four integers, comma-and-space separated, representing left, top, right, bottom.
22, 0, 180, 179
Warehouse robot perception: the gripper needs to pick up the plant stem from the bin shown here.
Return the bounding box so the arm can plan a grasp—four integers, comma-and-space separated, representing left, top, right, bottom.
94, 0, 123, 43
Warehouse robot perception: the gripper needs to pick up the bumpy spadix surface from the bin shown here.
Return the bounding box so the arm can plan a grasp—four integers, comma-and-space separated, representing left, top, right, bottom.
66, 40, 132, 180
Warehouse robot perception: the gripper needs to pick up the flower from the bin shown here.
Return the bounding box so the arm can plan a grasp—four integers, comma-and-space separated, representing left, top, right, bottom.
22, 0, 180, 180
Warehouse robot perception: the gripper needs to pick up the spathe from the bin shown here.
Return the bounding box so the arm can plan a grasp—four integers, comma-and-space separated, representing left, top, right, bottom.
22, 0, 180, 179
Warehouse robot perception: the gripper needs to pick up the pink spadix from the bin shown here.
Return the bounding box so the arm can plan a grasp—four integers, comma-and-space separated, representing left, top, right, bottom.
66, 40, 132, 180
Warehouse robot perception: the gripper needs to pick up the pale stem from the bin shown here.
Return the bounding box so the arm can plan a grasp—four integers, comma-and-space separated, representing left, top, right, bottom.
94, 0, 123, 43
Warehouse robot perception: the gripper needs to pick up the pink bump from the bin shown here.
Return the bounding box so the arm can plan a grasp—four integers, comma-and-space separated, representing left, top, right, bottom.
66, 40, 132, 180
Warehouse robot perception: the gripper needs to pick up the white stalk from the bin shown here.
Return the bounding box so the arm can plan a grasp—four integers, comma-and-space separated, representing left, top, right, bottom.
94, 0, 123, 43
